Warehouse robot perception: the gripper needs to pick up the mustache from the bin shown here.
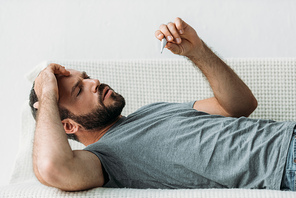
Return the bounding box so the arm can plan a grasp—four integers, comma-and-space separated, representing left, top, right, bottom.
97, 83, 112, 105
98, 83, 109, 93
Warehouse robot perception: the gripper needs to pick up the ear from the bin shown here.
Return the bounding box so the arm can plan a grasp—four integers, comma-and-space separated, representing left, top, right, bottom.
33, 102, 39, 109
61, 119, 80, 134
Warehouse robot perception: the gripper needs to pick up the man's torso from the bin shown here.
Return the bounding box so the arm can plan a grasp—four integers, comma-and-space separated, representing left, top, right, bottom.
85, 102, 295, 190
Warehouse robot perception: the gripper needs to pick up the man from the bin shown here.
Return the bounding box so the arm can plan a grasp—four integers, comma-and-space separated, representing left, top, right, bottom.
29, 17, 295, 191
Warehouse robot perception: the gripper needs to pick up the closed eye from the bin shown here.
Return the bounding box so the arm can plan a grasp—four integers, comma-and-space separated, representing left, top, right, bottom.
77, 88, 81, 97
77, 85, 83, 97
73, 71, 90, 97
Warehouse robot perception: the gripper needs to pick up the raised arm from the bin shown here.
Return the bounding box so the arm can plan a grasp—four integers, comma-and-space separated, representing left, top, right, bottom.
155, 17, 257, 117
33, 64, 104, 191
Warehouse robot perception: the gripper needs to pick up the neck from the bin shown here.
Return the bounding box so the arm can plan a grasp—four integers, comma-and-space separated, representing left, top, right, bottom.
78, 115, 122, 146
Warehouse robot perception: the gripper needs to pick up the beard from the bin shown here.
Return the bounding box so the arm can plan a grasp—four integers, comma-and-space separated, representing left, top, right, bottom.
67, 83, 125, 130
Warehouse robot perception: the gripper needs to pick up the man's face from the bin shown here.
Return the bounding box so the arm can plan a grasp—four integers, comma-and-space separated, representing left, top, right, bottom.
57, 69, 125, 130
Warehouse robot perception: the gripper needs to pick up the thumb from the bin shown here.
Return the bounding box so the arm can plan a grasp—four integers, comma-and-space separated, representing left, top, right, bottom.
167, 43, 183, 55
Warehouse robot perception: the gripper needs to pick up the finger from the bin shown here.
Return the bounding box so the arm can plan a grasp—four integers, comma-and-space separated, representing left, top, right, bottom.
166, 42, 182, 55
48, 63, 70, 76
155, 30, 164, 41
58, 66, 70, 76
175, 17, 187, 35
159, 24, 174, 42
167, 22, 182, 44
53, 65, 70, 76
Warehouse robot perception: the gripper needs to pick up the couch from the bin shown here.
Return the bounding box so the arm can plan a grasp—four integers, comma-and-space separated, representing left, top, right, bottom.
1, 58, 296, 197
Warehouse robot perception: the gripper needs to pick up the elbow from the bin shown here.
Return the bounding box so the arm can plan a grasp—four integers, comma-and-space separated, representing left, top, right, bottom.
232, 97, 258, 118
252, 97, 258, 113
246, 96, 258, 116
34, 159, 65, 189
34, 159, 81, 192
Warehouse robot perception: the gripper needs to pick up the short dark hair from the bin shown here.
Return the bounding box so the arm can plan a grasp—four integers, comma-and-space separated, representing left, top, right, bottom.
29, 83, 79, 142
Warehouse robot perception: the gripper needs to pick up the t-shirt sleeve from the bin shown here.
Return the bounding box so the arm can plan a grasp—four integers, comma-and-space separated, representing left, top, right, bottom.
184, 101, 196, 109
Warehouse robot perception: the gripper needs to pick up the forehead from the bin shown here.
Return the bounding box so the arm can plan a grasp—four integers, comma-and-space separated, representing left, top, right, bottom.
57, 69, 82, 83
57, 69, 83, 100
66, 69, 82, 77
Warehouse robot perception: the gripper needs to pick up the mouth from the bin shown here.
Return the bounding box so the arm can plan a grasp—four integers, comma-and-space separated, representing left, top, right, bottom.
102, 86, 113, 101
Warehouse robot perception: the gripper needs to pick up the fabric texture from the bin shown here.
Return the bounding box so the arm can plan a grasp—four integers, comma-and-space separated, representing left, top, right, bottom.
281, 130, 296, 191
85, 101, 295, 190
2, 58, 296, 197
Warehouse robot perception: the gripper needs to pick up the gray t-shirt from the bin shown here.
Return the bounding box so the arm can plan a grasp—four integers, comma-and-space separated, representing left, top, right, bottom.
84, 102, 295, 190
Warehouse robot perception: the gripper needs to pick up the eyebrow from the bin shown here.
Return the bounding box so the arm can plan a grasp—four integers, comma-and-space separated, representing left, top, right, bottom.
70, 71, 87, 97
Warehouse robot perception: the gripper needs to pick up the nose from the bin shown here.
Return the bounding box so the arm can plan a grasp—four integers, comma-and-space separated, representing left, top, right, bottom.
85, 78, 100, 93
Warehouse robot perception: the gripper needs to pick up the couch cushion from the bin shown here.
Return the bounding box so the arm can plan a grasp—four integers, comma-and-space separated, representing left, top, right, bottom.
11, 58, 296, 185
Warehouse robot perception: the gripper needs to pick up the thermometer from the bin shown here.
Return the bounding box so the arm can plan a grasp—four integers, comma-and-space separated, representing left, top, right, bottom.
160, 38, 167, 54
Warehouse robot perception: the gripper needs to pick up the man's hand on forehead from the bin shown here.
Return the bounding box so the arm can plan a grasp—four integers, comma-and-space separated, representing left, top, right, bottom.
34, 63, 70, 108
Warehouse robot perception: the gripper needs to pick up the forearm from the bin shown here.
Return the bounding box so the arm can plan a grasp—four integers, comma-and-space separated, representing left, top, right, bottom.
155, 18, 257, 116
33, 94, 73, 180
188, 41, 257, 117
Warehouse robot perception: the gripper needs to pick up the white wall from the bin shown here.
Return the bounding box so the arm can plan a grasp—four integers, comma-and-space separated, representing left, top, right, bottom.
0, 0, 295, 186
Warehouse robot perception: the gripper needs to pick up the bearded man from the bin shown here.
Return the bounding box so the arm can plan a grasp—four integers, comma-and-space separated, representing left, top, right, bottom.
30, 18, 295, 191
